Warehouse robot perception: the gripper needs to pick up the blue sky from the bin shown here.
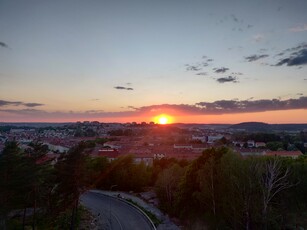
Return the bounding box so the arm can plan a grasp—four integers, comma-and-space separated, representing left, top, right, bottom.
0, 0, 307, 123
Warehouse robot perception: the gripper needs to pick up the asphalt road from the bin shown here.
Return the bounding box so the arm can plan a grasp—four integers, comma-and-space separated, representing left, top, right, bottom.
80, 191, 154, 230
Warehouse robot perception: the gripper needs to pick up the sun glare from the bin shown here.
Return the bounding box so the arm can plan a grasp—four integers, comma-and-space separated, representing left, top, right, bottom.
154, 114, 173, 125
159, 116, 168, 124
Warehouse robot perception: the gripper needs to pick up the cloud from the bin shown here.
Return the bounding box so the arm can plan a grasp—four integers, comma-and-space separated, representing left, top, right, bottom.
194, 97, 307, 114
231, 14, 240, 23
259, 48, 267, 53
0, 100, 44, 107
213, 67, 229, 73
23, 103, 44, 107
186, 56, 213, 72
85, 110, 104, 113
0, 42, 8, 48
133, 97, 307, 115
231, 72, 243, 75
114, 86, 134, 90
245, 54, 269, 62
186, 65, 201, 71
196, 72, 208, 76
274, 48, 307, 66
2, 97, 307, 121
127, 106, 138, 110
216, 76, 238, 83
252, 34, 264, 42
289, 24, 307, 32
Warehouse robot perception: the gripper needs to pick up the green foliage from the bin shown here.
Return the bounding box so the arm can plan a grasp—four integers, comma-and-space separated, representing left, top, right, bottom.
0, 141, 56, 229
100, 155, 152, 192
154, 147, 307, 229
266, 141, 285, 151
108, 129, 133, 136
155, 163, 185, 214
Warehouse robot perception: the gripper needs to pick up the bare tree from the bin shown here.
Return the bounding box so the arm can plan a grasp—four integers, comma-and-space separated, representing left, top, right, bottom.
258, 158, 294, 228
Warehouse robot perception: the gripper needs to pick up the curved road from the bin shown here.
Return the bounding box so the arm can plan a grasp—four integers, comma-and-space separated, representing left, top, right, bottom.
80, 191, 153, 230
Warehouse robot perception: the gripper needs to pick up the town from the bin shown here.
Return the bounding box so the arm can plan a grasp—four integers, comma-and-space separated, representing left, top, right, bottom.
1, 121, 307, 229
1, 121, 306, 164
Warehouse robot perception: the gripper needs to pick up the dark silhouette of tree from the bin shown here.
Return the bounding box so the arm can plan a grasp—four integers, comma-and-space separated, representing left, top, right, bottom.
53, 142, 90, 229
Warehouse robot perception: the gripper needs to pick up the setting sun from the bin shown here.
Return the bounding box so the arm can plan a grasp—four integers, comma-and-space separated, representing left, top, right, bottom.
154, 114, 173, 125
159, 117, 168, 124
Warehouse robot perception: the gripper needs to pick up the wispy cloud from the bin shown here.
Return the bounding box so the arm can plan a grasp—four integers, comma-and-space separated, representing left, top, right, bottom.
0, 100, 44, 107
245, 54, 269, 62
85, 109, 104, 113
195, 72, 208, 76
186, 56, 214, 72
231, 72, 243, 75
213, 67, 229, 73
289, 24, 307, 32
114, 86, 134, 90
216, 76, 238, 83
0, 42, 8, 48
231, 14, 239, 23
186, 65, 202, 71
252, 34, 264, 43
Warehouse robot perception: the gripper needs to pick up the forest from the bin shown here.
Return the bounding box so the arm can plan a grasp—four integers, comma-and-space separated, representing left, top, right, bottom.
0, 140, 307, 229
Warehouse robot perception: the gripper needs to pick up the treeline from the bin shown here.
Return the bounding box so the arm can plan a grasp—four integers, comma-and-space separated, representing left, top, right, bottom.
154, 148, 307, 229
0, 140, 152, 229
233, 132, 307, 153
0, 141, 97, 229
1, 141, 307, 229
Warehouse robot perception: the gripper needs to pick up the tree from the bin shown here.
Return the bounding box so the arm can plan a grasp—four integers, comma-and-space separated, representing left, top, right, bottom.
220, 154, 262, 229
257, 157, 294, 229
0, 142, 24, 229
155, 163, 184, 213
266, 142, 284, 151
54, 142, 90, 229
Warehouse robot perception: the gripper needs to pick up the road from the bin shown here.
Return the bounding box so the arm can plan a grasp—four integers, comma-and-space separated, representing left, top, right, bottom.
80, 191, 154, 230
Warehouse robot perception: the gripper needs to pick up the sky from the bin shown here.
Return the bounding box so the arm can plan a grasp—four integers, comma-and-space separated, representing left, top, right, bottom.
0, 0, 307, 123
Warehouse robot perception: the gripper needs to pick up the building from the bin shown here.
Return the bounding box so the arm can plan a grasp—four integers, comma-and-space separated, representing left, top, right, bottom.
265, 151, 303, 159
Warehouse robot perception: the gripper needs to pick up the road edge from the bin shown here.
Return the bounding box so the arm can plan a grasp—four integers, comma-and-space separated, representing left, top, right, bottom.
90, 190, 157, 230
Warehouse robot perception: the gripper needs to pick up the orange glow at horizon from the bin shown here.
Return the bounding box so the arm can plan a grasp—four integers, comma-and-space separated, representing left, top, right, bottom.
154, 114, 174, 124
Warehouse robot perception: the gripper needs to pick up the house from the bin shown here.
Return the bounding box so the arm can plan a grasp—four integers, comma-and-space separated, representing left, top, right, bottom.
247, 140, 255, 148
192, 135, 207, 143
133, 153, 154, 166
233, 147, 266, 157
265, 151, 303, 159
207, 135, 223, 144
153, 153, 165, 160
173, 144, 192, 149
255, 142, 266, 148
192, 144, 208, 152
103, 142, 122, 149
233, 141, 244, 147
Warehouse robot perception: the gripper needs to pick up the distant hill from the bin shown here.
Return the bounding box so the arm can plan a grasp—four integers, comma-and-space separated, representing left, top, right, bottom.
270, 124, 307, 131
229, 122, 307, 132
0, 122, 71, 128
229, 122, 272, 132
